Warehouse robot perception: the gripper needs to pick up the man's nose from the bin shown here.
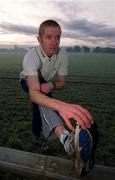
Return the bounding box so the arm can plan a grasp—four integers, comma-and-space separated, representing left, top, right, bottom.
51, 38, 58, 45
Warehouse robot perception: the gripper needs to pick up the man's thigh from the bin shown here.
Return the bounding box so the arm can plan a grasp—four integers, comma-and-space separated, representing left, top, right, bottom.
39, 106, 64, 140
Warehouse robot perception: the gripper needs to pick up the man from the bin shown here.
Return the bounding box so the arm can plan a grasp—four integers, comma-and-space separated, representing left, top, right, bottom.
20, 20, 95, 176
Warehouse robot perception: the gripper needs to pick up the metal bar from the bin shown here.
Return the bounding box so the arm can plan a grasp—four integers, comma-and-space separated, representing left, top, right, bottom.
0, 147, 115, 180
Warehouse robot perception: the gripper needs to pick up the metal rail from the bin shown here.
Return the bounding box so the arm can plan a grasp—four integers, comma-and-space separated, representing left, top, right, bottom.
0, 147, 115, 180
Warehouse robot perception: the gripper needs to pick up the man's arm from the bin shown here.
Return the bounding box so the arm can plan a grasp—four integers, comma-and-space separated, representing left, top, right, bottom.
52, 75, 65, 89
40, 75, 66, 94
27, 75, 94, 130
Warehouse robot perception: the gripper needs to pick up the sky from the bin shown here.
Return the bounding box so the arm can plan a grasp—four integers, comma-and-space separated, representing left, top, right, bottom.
0, 0, 115, 48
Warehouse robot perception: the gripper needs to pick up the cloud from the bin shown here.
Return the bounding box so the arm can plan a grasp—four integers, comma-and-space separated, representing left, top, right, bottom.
0, 18, 115, 47
51, 0, 115, 47
62, 19, 115, 39
0, 0, 114, 47
51, 0, 81, 20
0, 22, 37, 35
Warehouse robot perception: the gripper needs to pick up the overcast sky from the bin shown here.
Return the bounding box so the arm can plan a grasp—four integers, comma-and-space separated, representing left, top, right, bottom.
0, 0, 115, 47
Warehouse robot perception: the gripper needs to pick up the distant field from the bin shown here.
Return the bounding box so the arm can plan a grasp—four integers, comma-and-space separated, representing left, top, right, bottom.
0, 52, 23, 77
0, 51, 115, 81
0, 51, 115, 168
68, 52, 115, 84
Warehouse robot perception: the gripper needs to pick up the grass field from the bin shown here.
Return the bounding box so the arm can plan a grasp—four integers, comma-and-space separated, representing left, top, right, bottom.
0, 51, 115, 168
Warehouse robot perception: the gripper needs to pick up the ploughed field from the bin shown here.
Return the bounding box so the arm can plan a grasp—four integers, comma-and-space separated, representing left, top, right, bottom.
0, 51, 115, 168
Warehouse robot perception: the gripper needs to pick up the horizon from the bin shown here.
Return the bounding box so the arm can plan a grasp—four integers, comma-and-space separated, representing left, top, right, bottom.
0, 44, 115, 50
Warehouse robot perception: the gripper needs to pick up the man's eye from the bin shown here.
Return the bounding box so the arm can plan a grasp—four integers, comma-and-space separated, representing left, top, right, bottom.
47, 35, 52, 40
56, 35, 60, 40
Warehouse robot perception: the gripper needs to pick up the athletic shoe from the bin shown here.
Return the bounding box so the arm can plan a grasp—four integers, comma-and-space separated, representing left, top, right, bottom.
63, 131, 75, 157
74, 126, 93, 176
63, 126, 93, 177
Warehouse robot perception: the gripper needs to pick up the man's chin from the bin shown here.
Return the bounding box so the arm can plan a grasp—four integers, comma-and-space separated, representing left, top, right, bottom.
48, 49, 58, 56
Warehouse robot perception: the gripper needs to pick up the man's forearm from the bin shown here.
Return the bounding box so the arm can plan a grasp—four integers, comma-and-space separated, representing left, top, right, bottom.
29, 88, 94, 130
52, 81, 65, 90
29, 89, 65, 111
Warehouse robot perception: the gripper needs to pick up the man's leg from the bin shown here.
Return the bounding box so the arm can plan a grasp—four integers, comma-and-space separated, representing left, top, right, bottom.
32, 92, 52, 148
39, 105, 94, 176
20, 79, 42, 143
32, 102, 42, 146
39, 105, 92, 154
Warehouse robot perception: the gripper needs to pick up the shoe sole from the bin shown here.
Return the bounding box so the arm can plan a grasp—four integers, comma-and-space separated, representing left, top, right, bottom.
74, 126, 93, 176
79, 128, 93, 161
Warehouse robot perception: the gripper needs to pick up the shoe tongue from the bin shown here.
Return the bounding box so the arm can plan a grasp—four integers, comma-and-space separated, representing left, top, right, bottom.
63, 135, 69, 144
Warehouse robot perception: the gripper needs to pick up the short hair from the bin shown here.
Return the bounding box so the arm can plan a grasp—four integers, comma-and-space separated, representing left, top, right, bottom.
38, 19, 61, 36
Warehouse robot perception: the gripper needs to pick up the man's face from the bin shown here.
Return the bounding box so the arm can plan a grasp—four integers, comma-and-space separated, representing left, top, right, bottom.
38, 26, 61, 57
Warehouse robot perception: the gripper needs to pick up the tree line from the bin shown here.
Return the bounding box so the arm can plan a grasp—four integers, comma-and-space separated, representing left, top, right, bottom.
66, 46, 115, 53
0, 45, 115, 54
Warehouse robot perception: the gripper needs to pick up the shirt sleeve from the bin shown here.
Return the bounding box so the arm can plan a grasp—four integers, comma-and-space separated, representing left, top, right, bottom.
23, 49, 40, 76
57, 50, 68, 76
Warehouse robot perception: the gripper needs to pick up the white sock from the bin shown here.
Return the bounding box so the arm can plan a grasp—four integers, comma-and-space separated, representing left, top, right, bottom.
60, 130, 70, 145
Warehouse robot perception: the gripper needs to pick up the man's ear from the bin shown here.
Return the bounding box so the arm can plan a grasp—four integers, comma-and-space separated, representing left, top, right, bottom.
37, 36, 42, 43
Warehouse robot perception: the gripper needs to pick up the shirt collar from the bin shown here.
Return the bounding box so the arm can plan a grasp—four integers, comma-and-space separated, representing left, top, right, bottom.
38, 45, 57, 62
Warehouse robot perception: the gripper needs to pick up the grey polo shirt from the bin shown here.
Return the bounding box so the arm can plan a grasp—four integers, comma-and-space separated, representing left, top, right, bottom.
20, 45, 68, 81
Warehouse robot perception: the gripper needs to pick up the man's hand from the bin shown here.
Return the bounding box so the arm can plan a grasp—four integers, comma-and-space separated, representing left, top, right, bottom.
58, 103, 94, 130
27, 76, 94, 130
40, 82, 54, 94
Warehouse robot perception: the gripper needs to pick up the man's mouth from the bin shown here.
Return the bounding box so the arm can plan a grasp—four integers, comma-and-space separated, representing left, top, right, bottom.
49, 47, 56, 50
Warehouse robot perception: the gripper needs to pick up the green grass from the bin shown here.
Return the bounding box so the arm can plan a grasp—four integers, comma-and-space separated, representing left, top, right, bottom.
0, 52, 23, 78
68, 52, 115, 77
0, 51, 115, 168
